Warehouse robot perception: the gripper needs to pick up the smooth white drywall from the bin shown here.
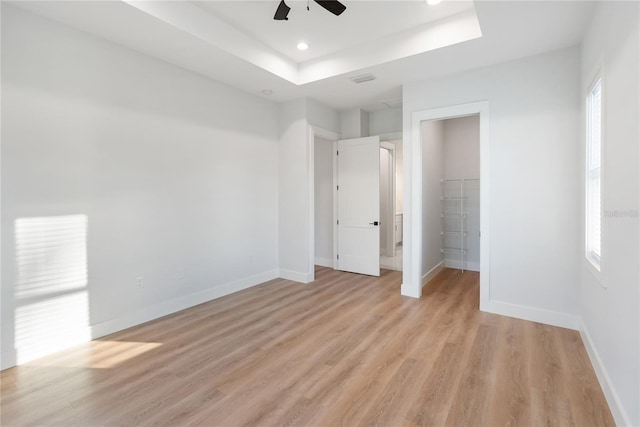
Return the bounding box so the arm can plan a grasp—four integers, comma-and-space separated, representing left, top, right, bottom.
306, 98, 340, 135
421, 121, 444, 278
340, 108, 369, 139
369, 108, 403, 136
580, 1, 639, 425
443, 116, 480, 270
395, 139, 404, 215
314, 137, 333, 267
404, 47, 581, 318
278, 99, 313, 282
280, 97, 339, 279
1, 5, 279, 369
360, 110, 370, 138
443, 116, 480, 179
340, 109, 360, 139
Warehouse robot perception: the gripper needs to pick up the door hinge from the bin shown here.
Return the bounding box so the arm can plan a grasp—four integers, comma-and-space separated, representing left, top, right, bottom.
337, 219, 339, 225
337, 254, 339, 260
336, 185, 339, 190
337, 150, 339, 156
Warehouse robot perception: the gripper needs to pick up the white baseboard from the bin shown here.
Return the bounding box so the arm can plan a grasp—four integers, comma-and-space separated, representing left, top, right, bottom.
485, 300, 580, 330
1, 269, 279, 371
443, 259, 480, 272
91, 269, 279, 340
279, 269, 314, 284
580, 321, 632, 427
422, 261, 444, 288
314, 257, 334, 268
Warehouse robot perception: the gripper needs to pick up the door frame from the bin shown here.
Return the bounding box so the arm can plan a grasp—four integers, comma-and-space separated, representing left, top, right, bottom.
380, 141, 396, 258
310, 126, 341, 274
402, 101, 490, 312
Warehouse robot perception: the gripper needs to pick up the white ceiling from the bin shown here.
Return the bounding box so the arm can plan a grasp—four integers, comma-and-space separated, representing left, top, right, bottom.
9, 1, 596, 112
196, 1, 476, 62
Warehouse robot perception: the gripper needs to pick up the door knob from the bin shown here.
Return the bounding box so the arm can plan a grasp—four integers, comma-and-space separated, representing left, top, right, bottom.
369, 221, 379, 226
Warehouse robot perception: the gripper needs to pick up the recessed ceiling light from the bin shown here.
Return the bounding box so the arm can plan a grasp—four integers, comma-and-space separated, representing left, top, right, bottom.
262, 89, 273, 95
297, 42, 309, 51
427, 0, 442, 5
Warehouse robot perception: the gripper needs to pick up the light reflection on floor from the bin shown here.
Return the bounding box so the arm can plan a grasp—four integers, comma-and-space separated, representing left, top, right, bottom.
24, 340, 163, 369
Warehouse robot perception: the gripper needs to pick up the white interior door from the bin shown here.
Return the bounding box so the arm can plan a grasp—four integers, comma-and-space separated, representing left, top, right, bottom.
336, 136, 380, 276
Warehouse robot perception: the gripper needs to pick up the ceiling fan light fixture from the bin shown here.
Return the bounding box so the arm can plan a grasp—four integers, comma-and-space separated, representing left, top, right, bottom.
297, 41, 309, 50
274, 0, 346, 20
314, 0, 346, 16
274, 0, 291, 20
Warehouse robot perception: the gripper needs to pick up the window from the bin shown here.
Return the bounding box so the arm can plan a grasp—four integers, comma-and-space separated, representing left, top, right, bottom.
586, 77, 602, 270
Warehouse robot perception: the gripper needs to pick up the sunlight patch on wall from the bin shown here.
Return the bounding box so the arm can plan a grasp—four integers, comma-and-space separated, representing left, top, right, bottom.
15, 215, 91, 364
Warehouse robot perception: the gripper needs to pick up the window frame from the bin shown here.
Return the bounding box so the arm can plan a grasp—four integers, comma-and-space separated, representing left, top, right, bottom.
585, 74, 603, 274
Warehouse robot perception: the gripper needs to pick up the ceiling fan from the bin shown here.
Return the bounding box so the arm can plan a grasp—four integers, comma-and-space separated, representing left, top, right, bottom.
274, 0, 347, 21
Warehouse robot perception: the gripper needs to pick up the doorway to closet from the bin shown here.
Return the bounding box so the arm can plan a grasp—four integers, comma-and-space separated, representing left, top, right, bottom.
403, 100, 488, 301
421, 115, 480, 286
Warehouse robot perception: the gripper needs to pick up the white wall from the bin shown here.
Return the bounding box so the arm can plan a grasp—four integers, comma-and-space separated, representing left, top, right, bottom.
340, 109, 360, 139
404, 47, 581, 323
1, 5, 280, 369
307, 98, 341, 135
443, 116, 480, 270
395, 139, 404, 215
340, 108, 369, 139
370, 108, 403, 136
278, 99, 313, 282
360, 110, 370, 139
443, 116, 480, 178
580, 2, 639, 425
314, 137, 333, 267
279, 97, 340, 281
421, 121, 444, 279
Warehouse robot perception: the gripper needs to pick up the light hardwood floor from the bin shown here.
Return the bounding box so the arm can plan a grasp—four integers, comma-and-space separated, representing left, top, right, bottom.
1, 267, 614, 426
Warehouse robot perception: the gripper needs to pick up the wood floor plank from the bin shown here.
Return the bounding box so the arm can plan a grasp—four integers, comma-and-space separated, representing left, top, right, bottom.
0, 267, 615, 427
557, 328, 616, 427
444, 324, 499, 427
406, 341, 467, 426
528, 322, 577, 427
487, 316, 534, 427
356, 357, 419, 427
312, 307, 425, 425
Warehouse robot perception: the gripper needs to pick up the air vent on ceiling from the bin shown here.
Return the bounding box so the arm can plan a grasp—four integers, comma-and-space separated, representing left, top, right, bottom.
350, 73, 376, 84
381, 97, 402, 109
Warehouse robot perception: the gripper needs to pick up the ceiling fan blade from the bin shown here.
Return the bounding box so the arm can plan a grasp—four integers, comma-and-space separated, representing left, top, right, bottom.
274, 0, 291, 20
313, 0, 346, 16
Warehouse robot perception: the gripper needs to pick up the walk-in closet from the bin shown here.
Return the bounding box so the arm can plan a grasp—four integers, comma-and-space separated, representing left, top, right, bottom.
422, 115, 480, 283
